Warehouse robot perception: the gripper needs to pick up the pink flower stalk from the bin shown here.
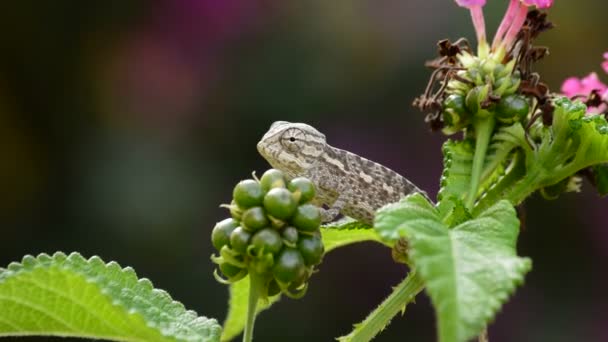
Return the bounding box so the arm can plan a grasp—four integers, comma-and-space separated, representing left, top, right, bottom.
522, 0, 554, 9
501, 2, 529, 49
492, 0, 555, 50
561, 54, 608, 113
454, 0, 487, 47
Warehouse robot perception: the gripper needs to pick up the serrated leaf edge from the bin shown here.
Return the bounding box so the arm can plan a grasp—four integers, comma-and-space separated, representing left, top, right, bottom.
0, 252, 221, 342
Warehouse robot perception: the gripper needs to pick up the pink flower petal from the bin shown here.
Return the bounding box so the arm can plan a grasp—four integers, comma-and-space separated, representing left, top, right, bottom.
522, 0, 554, 9
581, 72, 608, 93
602, 52, 608, 74
561, 77, 584, 97
561, 73, 608, 98
455, 0, 486, 8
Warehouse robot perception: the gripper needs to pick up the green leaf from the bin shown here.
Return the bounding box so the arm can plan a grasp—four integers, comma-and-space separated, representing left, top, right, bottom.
437, 140, 474, 203
592, 163, 608, 196
487, 98, 608, 207
0, 252, 221, 342
375, 194, 531, 342
220, 276, 280, 342
221, 218, 384, 341
321, 218, 386, 252
322, 217, 372, 230
534, 98, 608, 185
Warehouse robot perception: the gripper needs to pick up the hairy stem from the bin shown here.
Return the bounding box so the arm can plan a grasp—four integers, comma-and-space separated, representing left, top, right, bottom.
466, 116, 496, 210
338, 272, 425, 342
243, 274, 263, 342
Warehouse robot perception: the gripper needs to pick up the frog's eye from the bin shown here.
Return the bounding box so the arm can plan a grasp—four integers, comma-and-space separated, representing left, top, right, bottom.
280, 128, 305, 152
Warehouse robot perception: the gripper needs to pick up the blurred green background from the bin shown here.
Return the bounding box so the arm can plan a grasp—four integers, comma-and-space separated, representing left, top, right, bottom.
1, 1, 607, 341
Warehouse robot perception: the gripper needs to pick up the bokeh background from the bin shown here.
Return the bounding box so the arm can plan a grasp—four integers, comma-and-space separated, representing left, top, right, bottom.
1, 1, 607, 341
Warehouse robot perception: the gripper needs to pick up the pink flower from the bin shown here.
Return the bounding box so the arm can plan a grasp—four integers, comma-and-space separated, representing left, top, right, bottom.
455, 0, 556, 55
561, 73, 607, 98
493, 0, 555, 50
454, 0, 487, 48
561, 54, 608, 114
522, 0, 554, 9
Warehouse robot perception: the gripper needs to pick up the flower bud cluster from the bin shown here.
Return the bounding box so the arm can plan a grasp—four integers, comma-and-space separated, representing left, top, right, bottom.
441, 53, 530, 134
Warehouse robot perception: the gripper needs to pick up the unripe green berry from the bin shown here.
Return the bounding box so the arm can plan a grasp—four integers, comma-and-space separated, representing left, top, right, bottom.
211, 218, 238, 251
282, 226, 299, 246
442, 94, 469, 133
241, 207, 269, 232
233, 180, 264, 209
273, 248, 306, 284
288, 177, 316, 203
264, 188, 298, 220
496, 94, 530, 124
251, 228, 283, 256
297, 234, 324, 266
291, 204, 321, 232
260, 169, 286, 191
230, 227, 251, 255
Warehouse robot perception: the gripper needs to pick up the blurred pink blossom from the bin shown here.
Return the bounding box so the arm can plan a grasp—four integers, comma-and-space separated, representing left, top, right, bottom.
561, 73, 607, 98
561, 53, 608, 113
102, 0, 263, 139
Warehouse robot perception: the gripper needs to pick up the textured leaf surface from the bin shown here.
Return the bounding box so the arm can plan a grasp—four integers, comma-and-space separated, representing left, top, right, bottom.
533, 99, 608, 186
221, 218, 383, 341
0, 252, 221, 342
375, 194, 531, 342
437, 140, 473, 203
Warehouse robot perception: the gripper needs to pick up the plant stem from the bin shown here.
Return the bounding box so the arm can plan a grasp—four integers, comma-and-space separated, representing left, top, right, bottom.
338, 272, 425, 342
466, 116, 496, 210
243, 274, 263, 342
503, 167, 543, 206
473, 151, 526, 216
478, 327, 489, 342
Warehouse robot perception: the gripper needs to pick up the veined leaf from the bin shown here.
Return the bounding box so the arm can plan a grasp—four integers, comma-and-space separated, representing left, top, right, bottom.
375, 194, 531, 342
0, 252, 221, 342
437, 140, 473, 203
221, 218, 384, 341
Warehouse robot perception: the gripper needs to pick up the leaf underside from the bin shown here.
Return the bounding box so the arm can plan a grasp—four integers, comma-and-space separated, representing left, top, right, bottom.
0, 252, 221, 342
375, 194, 531, 342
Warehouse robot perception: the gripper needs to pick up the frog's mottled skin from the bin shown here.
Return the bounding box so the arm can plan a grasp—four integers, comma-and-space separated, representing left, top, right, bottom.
257, 121, 428, 225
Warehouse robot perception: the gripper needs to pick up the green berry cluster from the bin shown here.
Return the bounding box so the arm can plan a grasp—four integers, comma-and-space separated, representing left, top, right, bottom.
211, 169, 324, 298
441, 53, 530, 134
